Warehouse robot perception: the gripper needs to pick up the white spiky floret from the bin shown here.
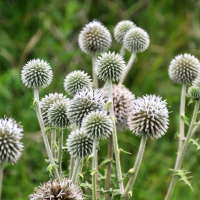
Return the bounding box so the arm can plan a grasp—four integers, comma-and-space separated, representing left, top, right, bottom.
95, 51, 126, 82
78, 20, 112, 54
114, 20, 136, 43
64, 70, 92, 96
128, 95, 169, 139
188, 86, 200, 100
29, 178, 83, 200
123, 27, 150, 53
0, 117, 24, 164
192, 77, 200, 87
40, 93, 67, 126
81, 111, 113, 140
169, 54, 200, 84
66, 129, 93, 158
67, 88, 105, 127
48, 99, 70, 128
21, 59, 53, 89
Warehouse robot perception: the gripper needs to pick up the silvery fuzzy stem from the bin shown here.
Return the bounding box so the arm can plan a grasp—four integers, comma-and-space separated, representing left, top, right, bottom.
0, 163, 3, 200
58, 130, 63, 177
71, 157, 81, 183
92, 138, 98, 200
69, 156, 75, 179
118, 52, 136, 85
51, 128, 56, 158
122, 134, 147, 200
34, 88, 60, 181
120, 46, 125, 57
165, 100, 200, 200
92, 53, 98, 88
107, 78, 124, 194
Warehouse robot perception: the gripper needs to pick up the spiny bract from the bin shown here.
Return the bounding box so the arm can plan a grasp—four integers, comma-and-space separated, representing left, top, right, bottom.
95, 51, 126, 82
169, 53, 200, 84
188, 86, 200, 100
21, 59, 53, 89
29, 178, 83, 200
128, 95, 169, 139
66, 129, 93, 158
64, 70, 92, 96
81, 111, 113, 140
0, 117, 24, 164
123, 27, 150, 53
114, 20, 136, 43
78, 20, 112, 54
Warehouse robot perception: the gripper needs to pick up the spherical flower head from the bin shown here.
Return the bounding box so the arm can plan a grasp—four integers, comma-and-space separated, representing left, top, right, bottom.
40, 93, 67, 126
114, 20, 136, 43
169, 54, 200, 84
29, 178, 83, 200
188, 86, 200, 100
67, 88, 105, 127
0, 117, 24, 164
78, 20, 112, 54
48, 99, 70, 128
95, 51, 126, 82
82, 111, 113, 140
66, 129, 93, 158
21, 59, 53, 89
64, 70, 92, 96
100, 84, 135, 131
192, 77, 200, 87
128, 95, 169, 139
123, 27, 150, 53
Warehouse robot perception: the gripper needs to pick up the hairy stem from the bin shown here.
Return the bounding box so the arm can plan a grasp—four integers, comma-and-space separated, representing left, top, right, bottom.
34, 88, 60, 181
69, 156, 75, 179
0, 163, 3, 200
71, 157, 81, 183
92, 53, 98, 88
120, 46, 125, 57
58, 130, 63, 177
118, 52, 136, 85
122, 134, 147, 200
107, 78, 124, 194
165, 100, 200, 200
51, 129, 57, 158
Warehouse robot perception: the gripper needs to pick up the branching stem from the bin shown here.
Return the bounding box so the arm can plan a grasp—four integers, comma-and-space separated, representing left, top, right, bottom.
71, 157, 81, 183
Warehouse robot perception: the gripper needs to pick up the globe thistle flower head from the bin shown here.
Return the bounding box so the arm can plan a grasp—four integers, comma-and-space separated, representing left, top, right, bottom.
40, 93, 67, 126
21, 59, 53, 89
95, 51, 126, 82
114, 20, 136, 43
29, 178, 83, 200
169, 54, 200, 84
192, 77, 200, 87
0, 117, 24, 164
48, 99, 70, 128
67, 88, 105, 127
188, 86, 200, 100
64, 70, 92, 96
128, 95, 169, 139
123, 27, 150, 52
82, 111, 113, 140
66, 129, 93, 158
100, 84, 135, 131
78, 20, 112, 54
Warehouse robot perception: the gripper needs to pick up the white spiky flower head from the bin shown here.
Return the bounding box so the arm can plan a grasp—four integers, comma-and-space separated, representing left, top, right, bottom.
192, 77, 200, 87
100, 84, 135, 131
78, 20, 112, 54
67, 88, 105, 127
188, 86, 200, 100
169, 54, 200, 84
128, 95, 169, 139
123, 27, 150, 53
66, 129, 93, 158
95, 51, 126, 82
114, 20, 136, 43
64, 70, 92, 96
0, 117, 24, 164
29, 178, 83, 200
21, 59, 53, 89
82, 111, 113, 140
48, 99, 70, 128
40, 93, 67, 126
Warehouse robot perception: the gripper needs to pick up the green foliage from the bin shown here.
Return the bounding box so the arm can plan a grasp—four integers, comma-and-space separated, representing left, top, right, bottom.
105, 101, 112, 110
190, 139, 200, 150
181, 114, 190, 126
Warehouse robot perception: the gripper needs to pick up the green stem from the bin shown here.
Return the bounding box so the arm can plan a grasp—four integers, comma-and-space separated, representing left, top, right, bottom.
107, 79, 124, 194
120, 46, 125, 57
92, 53, 98, 88
71, 157, 81, 183
122, 134, 147, 200
34, 88, 60, 181
51, 128, 56, 158
69, 156, 75, 179
118, 52, 136, 85
0, 163, 3, 200
58, 130, 63, 177
165, 100, 200, 200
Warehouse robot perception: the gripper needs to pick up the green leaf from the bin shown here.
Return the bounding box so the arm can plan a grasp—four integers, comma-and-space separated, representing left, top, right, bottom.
119, 148, 132, 155
190, 139, 200, 150
80, 181, 93, 190
46, 164, 58, 175
174, 132, 179, 139
110, 116, 116, 123
89, 169, 98, 176
86, 155, 93, 168
31, 99, 37, 110
99, 158, 114, 168
181, 114, 190, 126
188, 98, 194, 105
105, 101, 112, 110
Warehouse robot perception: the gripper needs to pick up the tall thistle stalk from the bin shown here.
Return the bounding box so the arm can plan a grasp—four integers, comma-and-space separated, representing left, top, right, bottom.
51, 128, 57, 158
71, 157, 81, 183
92, 54, 98, 89
58, 130, 63, 177
0, 163, 3, 199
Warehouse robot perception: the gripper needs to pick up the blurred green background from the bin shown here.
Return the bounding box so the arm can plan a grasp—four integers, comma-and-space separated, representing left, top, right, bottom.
1, 0, 200, 199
